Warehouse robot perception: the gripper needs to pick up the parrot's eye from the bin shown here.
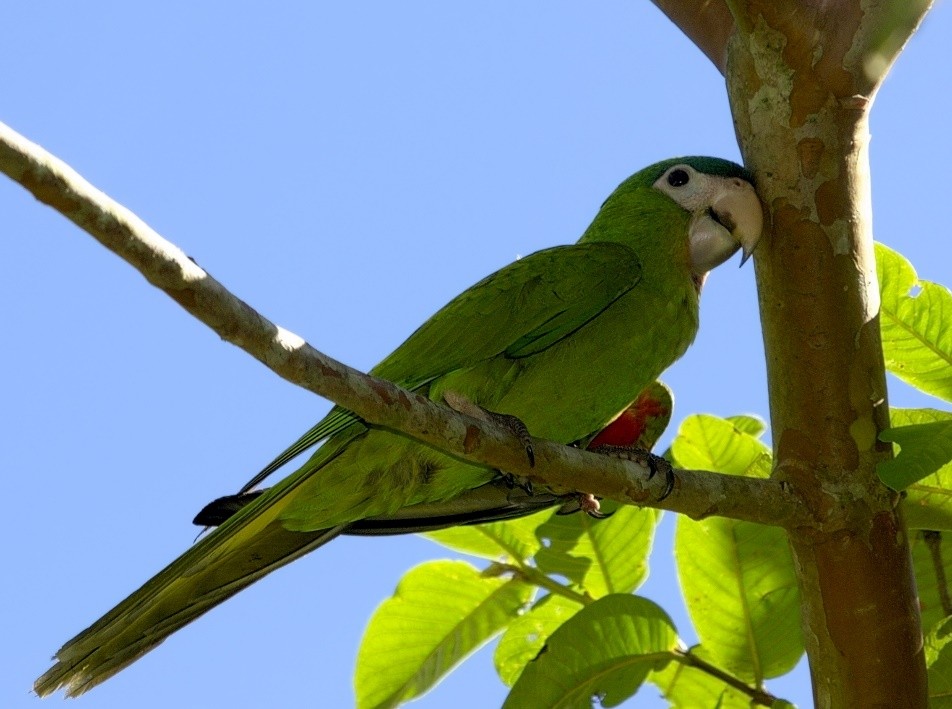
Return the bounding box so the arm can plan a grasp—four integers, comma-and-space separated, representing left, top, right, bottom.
667, 169, 690, 187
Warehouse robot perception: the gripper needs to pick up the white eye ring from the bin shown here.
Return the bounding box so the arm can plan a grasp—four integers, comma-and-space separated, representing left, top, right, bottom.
653, 165, 720, 212
666, 168, 690, 187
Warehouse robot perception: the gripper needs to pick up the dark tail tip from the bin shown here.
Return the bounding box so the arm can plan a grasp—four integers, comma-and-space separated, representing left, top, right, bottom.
192, 490, 265, 526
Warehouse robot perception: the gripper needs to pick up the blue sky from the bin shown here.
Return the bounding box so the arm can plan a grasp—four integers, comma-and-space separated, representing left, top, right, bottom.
2, 3, 949, 708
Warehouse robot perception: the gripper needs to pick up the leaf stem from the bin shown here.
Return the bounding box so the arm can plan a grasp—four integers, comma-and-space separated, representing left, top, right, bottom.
672, 648, 778, 707
491, 562, 593, 606
923, 530, 952, 616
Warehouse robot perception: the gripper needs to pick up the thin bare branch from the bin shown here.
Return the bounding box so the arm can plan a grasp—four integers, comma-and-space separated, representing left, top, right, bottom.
0, 120, 812, 529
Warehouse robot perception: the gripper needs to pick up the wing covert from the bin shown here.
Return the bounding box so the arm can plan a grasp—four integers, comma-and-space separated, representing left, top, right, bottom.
241, 242, 641, 489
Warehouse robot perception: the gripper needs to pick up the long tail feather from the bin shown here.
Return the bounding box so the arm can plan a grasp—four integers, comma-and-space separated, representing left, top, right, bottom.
35, 515, 343, 698
37, 427, 365, 697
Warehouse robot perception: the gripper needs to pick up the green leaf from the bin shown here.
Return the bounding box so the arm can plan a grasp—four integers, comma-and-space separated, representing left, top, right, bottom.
671, 414, 801, 682
670, 414, 771, 478
424, 508, 552, 561
891, 407, 952, 427
675, 516, 803, 682
649, 645, 759, 709
925, 615, 952, 707
726, 414, 768, 439
879, 420, 952, 489
890, 409, 952, 530
502, 594, 677, 709
534, 503, 661, 597
355, 560, 534, 709
876, 242, 952, 402
911, 532, 952, 636
494, 594, 585, 686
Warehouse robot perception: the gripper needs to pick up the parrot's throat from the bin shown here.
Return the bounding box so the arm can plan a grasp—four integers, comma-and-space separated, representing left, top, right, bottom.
692, 272, 707, 294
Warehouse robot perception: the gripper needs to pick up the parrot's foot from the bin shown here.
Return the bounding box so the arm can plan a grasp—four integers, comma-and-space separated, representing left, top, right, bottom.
555, 492, 610, 518
500, 472, 533, 495
589, 445, 675, 501
576, 493, 605, 517
192, 490, 265, 527
443, 391, 535, 466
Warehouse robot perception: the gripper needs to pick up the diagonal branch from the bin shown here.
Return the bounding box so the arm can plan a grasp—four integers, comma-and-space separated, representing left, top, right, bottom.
0, 119, 811, 530
650, 0, 735, 73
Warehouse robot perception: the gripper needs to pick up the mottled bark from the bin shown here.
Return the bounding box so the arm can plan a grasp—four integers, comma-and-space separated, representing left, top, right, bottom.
732, 1, 930, 706
655, 0, 933, 705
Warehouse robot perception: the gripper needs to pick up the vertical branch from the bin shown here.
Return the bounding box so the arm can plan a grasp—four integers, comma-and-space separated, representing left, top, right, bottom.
723, 1, 932, 707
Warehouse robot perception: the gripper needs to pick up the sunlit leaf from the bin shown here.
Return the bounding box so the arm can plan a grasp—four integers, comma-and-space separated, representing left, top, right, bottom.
670, 414, 771, 478
675, 516, 802, 682
355, 560, 534, 709
534, 502, 661, 597
726, 414, 768, 439
503, 595, 677, 708
671, 415, 802, 681
876, 242, 952, 402
879, 419, 952, 489
424, 508, 553, 561
890, 409, 952, 530
911, 532, 952, 635
925, 615, 952, 707
494, 593, 584, 686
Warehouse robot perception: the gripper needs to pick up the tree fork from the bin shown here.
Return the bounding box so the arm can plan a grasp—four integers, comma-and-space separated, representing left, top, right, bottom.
724, 2, 931, 706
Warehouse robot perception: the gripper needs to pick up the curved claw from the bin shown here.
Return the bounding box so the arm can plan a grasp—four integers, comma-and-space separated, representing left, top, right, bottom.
643, 452, 675, 501
589, 444, 675, 502
493, 412, 534, 467
499, 472, 534, 495
443, 390, 534, 467
657, 462, 675, 502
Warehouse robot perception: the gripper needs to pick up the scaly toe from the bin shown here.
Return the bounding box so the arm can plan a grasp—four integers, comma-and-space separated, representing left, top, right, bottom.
589, 445, 675, 502
443, 391, 535, 467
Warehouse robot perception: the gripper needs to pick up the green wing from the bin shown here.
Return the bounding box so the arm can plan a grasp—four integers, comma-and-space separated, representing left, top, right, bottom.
373, 242, 641, 382
240, 242, 642, 491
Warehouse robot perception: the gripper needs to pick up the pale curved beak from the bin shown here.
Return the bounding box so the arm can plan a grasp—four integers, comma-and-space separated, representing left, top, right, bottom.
689, 176, 763, 274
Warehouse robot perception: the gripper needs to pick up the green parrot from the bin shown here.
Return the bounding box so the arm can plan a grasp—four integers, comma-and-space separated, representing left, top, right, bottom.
35, 156, 762, 697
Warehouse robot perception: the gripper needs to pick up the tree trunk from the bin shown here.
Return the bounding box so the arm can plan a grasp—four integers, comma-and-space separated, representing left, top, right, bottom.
723, 2, 932, 706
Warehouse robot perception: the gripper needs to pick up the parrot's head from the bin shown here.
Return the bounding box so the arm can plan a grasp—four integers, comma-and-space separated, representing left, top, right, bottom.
648, 157, 763, 276
589, 157, 763, 282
